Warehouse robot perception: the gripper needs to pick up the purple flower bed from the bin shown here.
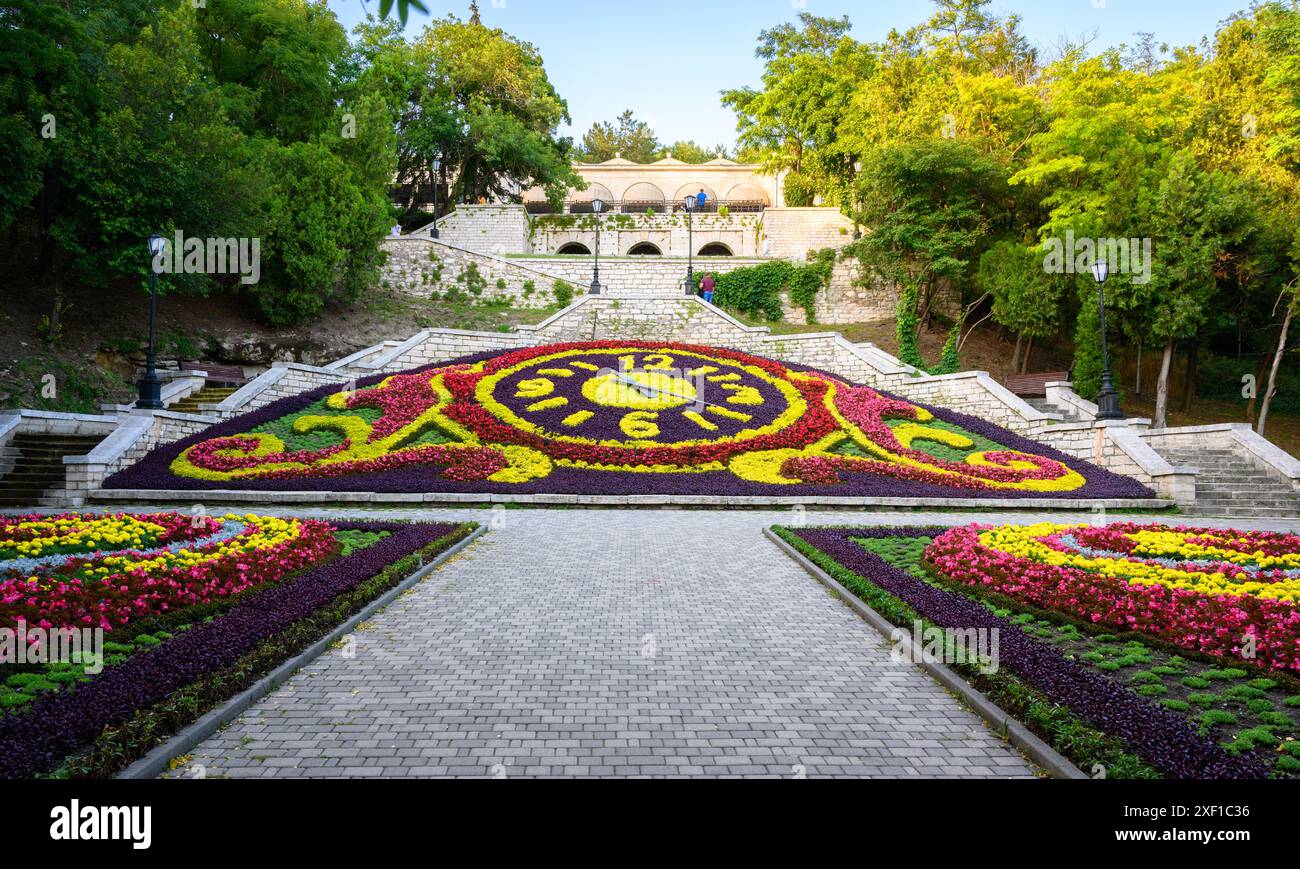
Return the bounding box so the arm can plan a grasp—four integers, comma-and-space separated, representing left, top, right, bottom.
104, 345, 1155, 500
785, 526, 1269, 780
0, 521, 461, 779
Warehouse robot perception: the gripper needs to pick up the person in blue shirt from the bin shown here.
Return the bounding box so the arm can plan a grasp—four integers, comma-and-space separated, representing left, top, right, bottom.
696, 189, 707, 211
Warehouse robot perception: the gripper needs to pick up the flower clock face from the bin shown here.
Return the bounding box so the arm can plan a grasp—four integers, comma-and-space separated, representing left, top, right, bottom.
137, 341, 1145, 497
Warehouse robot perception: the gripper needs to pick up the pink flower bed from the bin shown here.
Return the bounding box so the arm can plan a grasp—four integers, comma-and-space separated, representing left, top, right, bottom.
925, 525, 1300, 673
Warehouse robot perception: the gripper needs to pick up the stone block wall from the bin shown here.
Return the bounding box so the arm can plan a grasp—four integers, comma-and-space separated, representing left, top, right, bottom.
889, 372, 1058, 437
760, 207, 856, 258
411, 204, 531, 254
531, 212, 763, 257
513, 256, 770, 296
382, 238, 560, 309
518, 297, 769, 347
364, 330, 527, 374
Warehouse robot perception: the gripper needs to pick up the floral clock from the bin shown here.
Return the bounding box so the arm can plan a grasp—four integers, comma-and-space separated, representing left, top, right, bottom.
132, 341, 1146, 497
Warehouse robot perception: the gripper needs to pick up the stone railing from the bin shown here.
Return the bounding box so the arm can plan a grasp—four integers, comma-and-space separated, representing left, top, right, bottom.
207, 363, 354, 416
1140, 423, 1300, 495
61, 410, 220, 505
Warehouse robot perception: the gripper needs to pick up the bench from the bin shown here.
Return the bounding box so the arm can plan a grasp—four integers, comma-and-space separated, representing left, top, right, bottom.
180, 361, 249, 387
1003, 371, 1069, 398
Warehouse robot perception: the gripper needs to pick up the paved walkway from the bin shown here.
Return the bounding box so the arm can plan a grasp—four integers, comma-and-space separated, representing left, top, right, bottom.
87, 507, 1289, 780
161, 509, 1063, 780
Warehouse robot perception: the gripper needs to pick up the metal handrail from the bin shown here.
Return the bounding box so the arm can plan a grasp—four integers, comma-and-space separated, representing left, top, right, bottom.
529, 199, 767, 216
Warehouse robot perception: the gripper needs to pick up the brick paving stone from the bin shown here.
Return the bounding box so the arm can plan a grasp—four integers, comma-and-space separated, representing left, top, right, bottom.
159, 509, 1058, 779
146, 507, 1295, 780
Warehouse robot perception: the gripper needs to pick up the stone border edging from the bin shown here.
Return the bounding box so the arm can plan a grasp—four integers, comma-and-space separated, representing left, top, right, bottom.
86, 489, 1172, 510
116, 524, 487, 780
762, 527, 1088, 780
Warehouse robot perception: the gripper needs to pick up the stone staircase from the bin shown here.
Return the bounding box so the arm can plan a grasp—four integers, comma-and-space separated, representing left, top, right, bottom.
1158, 448, 1300, 519
1024, 396, 1089, 423
168, 385, 238, 415
0, 433, 104, 508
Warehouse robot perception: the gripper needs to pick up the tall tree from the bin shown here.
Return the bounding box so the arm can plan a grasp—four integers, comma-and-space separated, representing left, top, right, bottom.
848, 139, 1009, 347
577, 110, 659, 163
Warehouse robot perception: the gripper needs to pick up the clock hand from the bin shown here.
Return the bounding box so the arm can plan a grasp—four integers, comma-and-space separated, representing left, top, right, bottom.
610, 371, 730, 411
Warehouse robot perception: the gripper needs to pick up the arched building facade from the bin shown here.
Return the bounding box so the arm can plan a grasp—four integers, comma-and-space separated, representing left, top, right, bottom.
522, 156, 781, 215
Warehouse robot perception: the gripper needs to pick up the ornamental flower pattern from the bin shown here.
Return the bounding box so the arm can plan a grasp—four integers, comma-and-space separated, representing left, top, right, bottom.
107, 342, 1154, 499
0, 512, 335, 634
925, 523, 1300, 673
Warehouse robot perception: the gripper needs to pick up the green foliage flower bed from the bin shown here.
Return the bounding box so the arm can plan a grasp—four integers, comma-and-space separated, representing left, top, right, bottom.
0, 513, 475, 778
776, 523, 1300, 779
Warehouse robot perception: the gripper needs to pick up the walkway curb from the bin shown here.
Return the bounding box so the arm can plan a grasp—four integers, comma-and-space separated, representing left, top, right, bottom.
117, 525, 487, 780
763, 527, 1088, 780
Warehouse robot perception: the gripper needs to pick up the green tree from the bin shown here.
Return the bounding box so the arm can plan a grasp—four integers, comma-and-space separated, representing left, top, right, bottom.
848, 139, 1009, 348
977, 240, 1063, 373
1139, 152, 1256, 427
722, 12, 873, 200
657, 140, 731, 164
407, 15, 580, 207
577, 110, 659, 163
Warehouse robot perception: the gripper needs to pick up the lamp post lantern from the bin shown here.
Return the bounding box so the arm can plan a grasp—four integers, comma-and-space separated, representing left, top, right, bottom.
1091, 259, 1124, 420
684, 196, 695, 296
137, 233, 166, 410
430, 155, 442, 239
590, 197, 603, 295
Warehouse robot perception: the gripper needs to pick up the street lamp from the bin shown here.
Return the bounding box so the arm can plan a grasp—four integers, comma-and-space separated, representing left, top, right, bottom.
1091, 259, 1124, 420
430, 154, 442, 239
852, 160, 863, 240
590, 197, 603, 295
138, 233, 166, 410
683, 195, 695, 296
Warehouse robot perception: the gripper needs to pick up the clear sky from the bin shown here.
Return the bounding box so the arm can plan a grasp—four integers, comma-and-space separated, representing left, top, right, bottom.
327, 0, 1253, 149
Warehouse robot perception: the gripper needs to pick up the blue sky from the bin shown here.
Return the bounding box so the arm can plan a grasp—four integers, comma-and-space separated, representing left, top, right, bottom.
327, 0, 1253, 148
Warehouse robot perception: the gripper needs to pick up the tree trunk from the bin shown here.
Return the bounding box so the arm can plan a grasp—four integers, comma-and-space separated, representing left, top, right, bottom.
1258, 303, 1295, 438
1154, 339, 1175, 429
1020, 336, 1034, 374
1181, 338, 1199, 413
1245, 352, 1271, 423
1010, 333, 1023, 376
1134, 339, 1143, 395
46, 277, 63, 346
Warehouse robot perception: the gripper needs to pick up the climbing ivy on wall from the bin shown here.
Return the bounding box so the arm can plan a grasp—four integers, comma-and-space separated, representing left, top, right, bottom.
699, 248, 836, 324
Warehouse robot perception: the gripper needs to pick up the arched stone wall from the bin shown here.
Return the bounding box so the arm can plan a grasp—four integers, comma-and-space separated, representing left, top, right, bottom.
620, 182, 667, 212
724, 182, 772, 206
672, 183, 719, 205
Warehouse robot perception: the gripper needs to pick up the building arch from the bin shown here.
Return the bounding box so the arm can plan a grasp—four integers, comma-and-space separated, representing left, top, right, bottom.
568, 183, 614, 213
556, 242, 592, 255
620, 182, 667, 213
672, 183, 719, 207
724, 181, 772, 209
698, 242, 733, 256
626, 242, 663, 256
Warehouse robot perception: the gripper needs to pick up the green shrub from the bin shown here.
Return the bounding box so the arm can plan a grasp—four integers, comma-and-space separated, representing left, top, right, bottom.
552, 280, 575, 307
1198, 709, 1238, 727
707, 249, 835, 324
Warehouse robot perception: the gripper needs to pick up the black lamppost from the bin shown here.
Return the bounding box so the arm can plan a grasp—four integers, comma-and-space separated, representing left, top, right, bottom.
430, 154, 442, 239
852, 160, 863, 240
138, 233, 166, 410
683, 196, 695, 296
590, 197, 603, 295
1092, 260, 1124, 420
